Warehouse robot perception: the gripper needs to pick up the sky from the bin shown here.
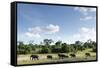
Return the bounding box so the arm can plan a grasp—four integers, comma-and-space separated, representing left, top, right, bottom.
17, 3, 96, 44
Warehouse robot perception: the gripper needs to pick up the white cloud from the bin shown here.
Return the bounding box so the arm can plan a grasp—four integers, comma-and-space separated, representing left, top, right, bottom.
25, 32, 41, 38
28, 27, 42, 34
74, 7, 96, 21
25, 24, 60, 38
73, 27, 96, 42
45, 24, 59, 34
80, 16, 93, 21
90, 8, 96, 12
74, 7, 89, 16
74, 7, 96, 14
81, 27, 89, 32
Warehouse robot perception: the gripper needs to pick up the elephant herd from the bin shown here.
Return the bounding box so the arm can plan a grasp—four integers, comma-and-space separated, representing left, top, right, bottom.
30, 53, 91, 60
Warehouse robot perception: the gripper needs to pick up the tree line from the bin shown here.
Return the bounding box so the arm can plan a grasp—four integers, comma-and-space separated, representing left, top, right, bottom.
17, 39, 96, 54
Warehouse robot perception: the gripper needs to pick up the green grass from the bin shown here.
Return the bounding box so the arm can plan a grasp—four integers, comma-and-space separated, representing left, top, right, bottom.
17, 57, 96, 65
17, 48, 96, 65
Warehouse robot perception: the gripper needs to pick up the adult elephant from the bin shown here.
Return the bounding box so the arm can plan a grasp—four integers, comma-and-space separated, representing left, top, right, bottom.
58, 54, 69, 59
47, 55, 53, 59
30, 55, 39, 60
85, 53, 91, 57
70, 54, 76, 58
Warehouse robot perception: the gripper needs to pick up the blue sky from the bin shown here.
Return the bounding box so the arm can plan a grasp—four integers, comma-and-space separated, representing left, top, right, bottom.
17, 3, 96, 44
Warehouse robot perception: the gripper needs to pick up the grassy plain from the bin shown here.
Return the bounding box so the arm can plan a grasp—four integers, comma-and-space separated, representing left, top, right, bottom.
17, 48, 96, 65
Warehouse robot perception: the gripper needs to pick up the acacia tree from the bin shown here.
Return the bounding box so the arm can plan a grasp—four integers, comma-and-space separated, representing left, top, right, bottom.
43, 39, 53, 46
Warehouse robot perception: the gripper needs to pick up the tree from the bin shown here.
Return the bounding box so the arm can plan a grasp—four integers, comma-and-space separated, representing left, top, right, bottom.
17, 41, 34, 54
74, 41, 85, 51
18, 41, 24, 46
28, 43, 36, 51
83, 42, 89, 48
92, 47, 96, 52
92, 41, 96, 52
55, 41, 62, 47
79, 46, 85, 51
75, 41, 82, 46
61, 43, 69, 53
29, 40, 34, 44
92, 41, 96, 48
40, 46, 51, 53
69, 44, 76, 52
17, 41, 25, 53
51, 47, 61, 53
51, 45, 61, 53
70, 44, 78, 53
24, 45, 32, 54
83, 39, 94, 49
17, 44, 25, 54
43, 39, 53, 46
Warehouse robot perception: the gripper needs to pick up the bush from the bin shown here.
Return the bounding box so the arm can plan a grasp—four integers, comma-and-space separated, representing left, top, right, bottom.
92, 47, 96, 52
40, 47, 51, 53
51, 47, 61, 53
61, 43, 70, 53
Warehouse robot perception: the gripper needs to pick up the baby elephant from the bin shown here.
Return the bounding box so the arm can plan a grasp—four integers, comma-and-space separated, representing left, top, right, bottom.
47, 55, 53, 59
30, 55, 39, 60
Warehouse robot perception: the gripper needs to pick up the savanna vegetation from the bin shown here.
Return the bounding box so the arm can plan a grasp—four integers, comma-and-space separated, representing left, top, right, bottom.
17, 39, 96, 65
